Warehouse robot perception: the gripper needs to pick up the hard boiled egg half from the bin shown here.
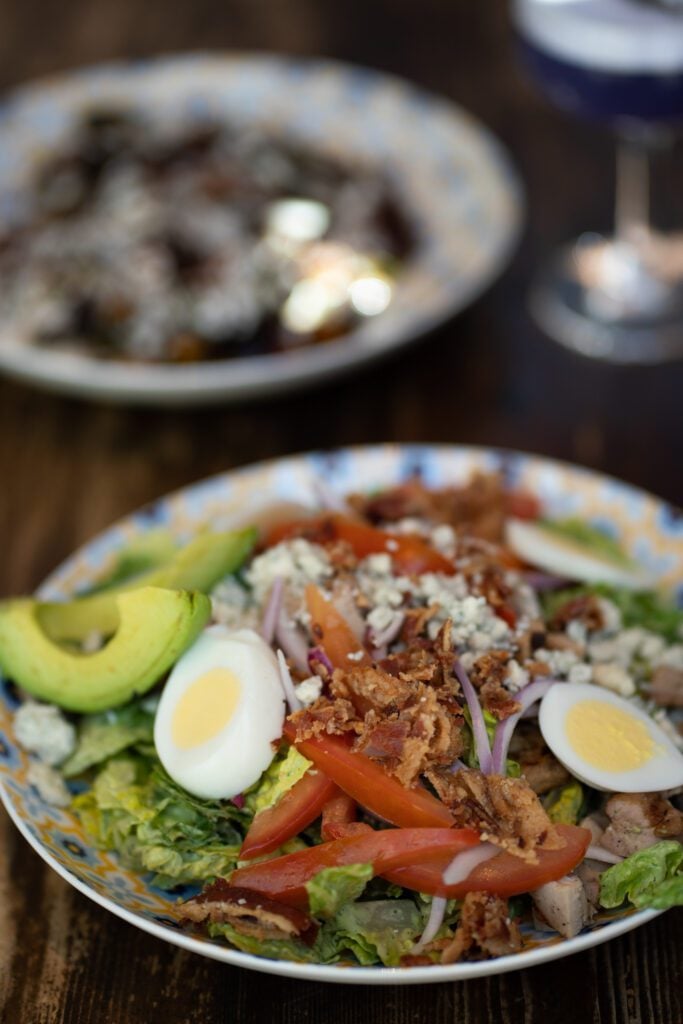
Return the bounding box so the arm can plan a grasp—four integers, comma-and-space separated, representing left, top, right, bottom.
154, 627, 285, 799
539, 682, 683, 792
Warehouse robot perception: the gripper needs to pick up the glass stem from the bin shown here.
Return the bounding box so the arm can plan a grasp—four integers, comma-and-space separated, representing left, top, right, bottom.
614, 134, 652, 252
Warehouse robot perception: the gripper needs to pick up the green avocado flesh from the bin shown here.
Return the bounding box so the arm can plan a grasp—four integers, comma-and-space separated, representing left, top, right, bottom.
37, 527, 256, 643
0, 586, 210, 713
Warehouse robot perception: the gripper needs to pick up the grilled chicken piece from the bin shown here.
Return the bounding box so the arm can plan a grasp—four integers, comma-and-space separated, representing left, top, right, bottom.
600, 792, 683, 857
648, 665, 683, 708
532, 875, 588, 938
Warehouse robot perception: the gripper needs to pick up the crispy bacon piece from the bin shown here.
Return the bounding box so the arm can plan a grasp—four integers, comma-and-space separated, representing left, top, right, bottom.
348, 473, 509, 541
289, 695, 362, 740
550, 594, 604, 632
181, 881, 319, 945
441, 891, 522, 964
426, 767, 564, 861
468, 651, 521, 722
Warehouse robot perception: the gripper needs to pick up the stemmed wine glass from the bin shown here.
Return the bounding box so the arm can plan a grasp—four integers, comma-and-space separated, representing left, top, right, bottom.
512, 0, 683, 363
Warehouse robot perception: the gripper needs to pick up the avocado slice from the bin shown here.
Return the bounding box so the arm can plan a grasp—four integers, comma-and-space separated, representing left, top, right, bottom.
37, 526, 256, 643
0, 586, 210, 713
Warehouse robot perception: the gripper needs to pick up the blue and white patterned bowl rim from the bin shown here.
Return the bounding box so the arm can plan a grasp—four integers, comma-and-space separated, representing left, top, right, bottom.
0, 53, 523, 404
2, 444, 680, 984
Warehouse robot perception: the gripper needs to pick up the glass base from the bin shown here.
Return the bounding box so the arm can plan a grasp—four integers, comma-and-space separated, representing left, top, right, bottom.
530, 233, 683, 364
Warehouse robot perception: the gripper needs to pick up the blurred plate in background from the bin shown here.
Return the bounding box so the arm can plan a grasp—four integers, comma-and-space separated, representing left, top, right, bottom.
0, 53, 522, 405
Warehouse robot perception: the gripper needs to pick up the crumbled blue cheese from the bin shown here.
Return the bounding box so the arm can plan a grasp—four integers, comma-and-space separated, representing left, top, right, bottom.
568, 662, 593, 685
513, 581, 541, 620
367, 605, 403, 635
592, 662, 635, 697
294, 676, 323, 707
27, 760, 71, 807
566, 619, 588, 648
211, 576, 259, 630
14, 702, 76, 766
430, 524, 456, 557
505, 659, 529, 693
245, 539, 332, 604
596, 597, 622, 634
534, 647, 581, 678
652, 708, 683, 751
655, 644, 683, 671
389, 517, 431, 536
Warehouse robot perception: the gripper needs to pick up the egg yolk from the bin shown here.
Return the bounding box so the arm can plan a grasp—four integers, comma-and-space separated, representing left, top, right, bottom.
172, 668, 241, 750
565, 699, 654, 772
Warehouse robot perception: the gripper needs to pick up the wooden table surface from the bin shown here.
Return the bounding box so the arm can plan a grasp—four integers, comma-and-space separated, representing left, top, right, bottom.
0, 2, 682, 1022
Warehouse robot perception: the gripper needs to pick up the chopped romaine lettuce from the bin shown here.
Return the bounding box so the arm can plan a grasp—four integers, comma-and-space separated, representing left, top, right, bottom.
321, 900, 422, 966
73, 754, 247, 887
306, 864, 374, 920
544, 781, 584, 825
243, 746, 312, 816
599, 841, 683, 910
62, 701, 155, 777
208, 923, 322, 963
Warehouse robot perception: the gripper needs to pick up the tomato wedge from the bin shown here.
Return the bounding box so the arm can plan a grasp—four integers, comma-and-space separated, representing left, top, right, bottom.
283, 720, 455, 829
230, 827, 480, 909
240, 769, 338, 860
305, 583, 370, 670
320, 792, 369, 842
383, 824, 591, 898
265, 514, 455, 576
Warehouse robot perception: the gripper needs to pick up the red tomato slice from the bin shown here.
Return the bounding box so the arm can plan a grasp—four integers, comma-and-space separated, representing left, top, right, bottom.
230, 827, 480, 909
264, 514, 455, 577
239, 769, 338, 860
305, 583, 370, 671
321, 791, 359, 842
283, 720, 455, 829
383, 824, 591, 898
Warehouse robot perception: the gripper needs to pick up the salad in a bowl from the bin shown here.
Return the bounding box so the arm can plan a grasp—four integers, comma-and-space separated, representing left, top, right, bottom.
1, 470, 682, 969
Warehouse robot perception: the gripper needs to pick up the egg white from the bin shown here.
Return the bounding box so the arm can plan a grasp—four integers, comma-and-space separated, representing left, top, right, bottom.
539, 682, 683, 792
505, 518, 654, 589
154, 626, 285, 799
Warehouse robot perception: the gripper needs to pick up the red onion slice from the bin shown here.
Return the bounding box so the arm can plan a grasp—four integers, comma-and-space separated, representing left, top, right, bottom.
275, 612, 310, 674
454, 658, 493, 775
308, 645, 333, 677
522, 571, 572, 591
442, 842, 499, 885
490, 678, 560, 775
585, 845, 624, 865
368, 611, 405, 651
261, 577, 284, 645
276, 649, 303, 713
412, 895, 448, 953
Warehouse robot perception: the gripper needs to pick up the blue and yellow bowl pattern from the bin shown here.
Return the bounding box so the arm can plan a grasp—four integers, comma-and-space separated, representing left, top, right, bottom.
1, 446, 680, 983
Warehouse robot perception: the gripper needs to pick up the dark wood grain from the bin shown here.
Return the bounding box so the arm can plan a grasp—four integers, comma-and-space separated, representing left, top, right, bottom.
0, 2, 681, 1022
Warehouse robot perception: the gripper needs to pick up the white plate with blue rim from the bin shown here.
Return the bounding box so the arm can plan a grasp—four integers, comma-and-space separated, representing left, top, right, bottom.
0, 54, 522, 406
1, 444, 680, 982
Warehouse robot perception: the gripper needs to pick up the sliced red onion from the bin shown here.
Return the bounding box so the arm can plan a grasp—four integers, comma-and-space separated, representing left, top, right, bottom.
308, 645, 334, 677
454, 658, 493, 775
231, 794, 245, 809
368, 611, 405, 650
522, 571, 571, 591
276, 649, 303, 713
491, 678, 559, 775
449, 757, 467, 773
585, 845, 624, 865
412, 895, 448, 953
442, 842, 498, 885
275, 612, 310, 674
260, 577, 284, 645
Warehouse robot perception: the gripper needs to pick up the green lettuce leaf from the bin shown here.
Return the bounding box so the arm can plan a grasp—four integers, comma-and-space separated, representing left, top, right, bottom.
322, 900, 422, 967
544, 781, 584, 825
599, 841, 683, 910
243, 746, 312, 816
73, 754, 248, 887
62, 701, 155, 777
306, 864, 374, 920
207, 923, 323, 963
